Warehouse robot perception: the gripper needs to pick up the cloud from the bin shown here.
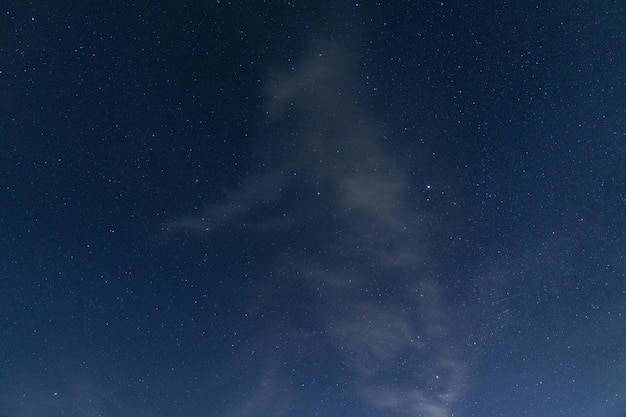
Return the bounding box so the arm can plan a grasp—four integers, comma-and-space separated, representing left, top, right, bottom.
330, 302, 424, 365
222, 368, 291, 417
172, 39, 467, 417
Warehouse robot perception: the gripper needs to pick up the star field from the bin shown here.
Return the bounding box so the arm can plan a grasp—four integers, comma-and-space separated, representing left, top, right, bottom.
1, 2, 625, 417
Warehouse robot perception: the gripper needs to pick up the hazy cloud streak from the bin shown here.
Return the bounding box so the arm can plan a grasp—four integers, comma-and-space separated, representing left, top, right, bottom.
174, 40, 467, 417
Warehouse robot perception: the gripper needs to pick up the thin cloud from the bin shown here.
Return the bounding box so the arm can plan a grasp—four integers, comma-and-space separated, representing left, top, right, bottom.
172, 39, 467, 417
223, 370, 291, 417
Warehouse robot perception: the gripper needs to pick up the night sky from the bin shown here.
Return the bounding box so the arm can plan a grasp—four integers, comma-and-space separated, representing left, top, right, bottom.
2, 2, 626, 417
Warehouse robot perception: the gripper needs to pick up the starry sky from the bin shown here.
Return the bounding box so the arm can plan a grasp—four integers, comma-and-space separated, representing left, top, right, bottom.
2, 2, 626, 417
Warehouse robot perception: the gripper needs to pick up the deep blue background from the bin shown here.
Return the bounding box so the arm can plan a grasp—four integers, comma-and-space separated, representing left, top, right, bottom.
2, 2, 625, 416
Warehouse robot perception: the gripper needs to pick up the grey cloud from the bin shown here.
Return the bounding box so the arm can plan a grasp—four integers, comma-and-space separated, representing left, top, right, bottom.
330, 302, 424, 364
168, 172, 284, 233
223, 371, 291, 417
172, 40, 467, 417
365, 386, 453, 417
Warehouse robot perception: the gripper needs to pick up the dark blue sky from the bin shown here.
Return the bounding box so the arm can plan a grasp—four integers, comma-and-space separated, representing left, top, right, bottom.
2, 2, 625, 417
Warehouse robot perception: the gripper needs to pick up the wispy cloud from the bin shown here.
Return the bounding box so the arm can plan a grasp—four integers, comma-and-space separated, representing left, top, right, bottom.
222, 367, 291, 417
172, 39, 467, 417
